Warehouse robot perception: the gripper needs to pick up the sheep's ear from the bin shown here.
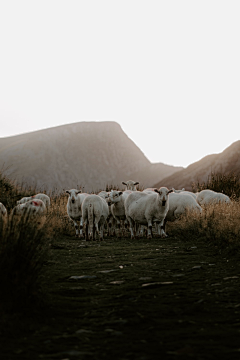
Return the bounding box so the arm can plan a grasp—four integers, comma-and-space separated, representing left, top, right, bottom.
77, 190, 82, 194
118, 191, 123, 196
134, 182, 139, 185
168, 189, 173, 194
65, 190, 70, 194
122, 182, 127, 185
154, 189, 159, 194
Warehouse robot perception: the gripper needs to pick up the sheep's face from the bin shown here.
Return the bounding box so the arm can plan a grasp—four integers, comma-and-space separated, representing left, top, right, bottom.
107, 190, 123, 205
66, 189, 82, 204
122, 180, 139, 191
154, 187, 173, 206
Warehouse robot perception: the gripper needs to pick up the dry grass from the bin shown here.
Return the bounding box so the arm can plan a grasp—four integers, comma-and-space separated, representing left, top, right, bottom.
168, 200, 240, 248
0, 214, 50, 310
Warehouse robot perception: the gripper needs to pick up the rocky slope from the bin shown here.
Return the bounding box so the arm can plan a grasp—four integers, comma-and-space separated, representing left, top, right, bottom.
0, 121, 181, 193
154, 140, 240, 191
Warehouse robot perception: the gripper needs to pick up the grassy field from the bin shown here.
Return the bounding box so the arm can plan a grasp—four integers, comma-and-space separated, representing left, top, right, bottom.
1, 172, 240, 359
1, 228, 240, 360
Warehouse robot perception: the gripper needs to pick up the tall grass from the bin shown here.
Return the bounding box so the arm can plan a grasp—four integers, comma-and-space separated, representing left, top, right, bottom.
168, 201, 240, 249
46, 192, 74, 237
0, 214, 50, 310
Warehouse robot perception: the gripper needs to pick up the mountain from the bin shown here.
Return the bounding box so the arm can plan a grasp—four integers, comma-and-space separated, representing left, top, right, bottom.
0, 121, 181, 193
154, 140, 240, 191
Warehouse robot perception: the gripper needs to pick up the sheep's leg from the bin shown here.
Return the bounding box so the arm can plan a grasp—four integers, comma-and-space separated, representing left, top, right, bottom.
79, 216, 85, 238
127, 216, 135, 239
95, 222, 99, 240
159, 218, 168, 238
115, 218, 122, 238
72, 219, 80, 238
85, 223, 89, 241
139, 225, 145, 238
99, 224, 104, 241
147, 219, 153, 239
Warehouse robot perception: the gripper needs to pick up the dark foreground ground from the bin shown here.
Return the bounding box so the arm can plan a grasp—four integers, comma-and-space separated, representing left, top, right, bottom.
1, 233, 240, 360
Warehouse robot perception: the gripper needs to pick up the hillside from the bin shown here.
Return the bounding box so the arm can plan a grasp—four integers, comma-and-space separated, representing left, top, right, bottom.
154, 140, 240, 191
0, 121, 181, 193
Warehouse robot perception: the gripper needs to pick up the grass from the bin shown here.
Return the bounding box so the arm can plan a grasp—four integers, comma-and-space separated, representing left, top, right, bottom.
1, 170, 240, 314
0, 214, 50, 311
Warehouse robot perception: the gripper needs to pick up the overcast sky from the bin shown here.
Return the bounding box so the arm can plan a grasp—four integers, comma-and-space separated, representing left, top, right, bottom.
0, 1, 239, 167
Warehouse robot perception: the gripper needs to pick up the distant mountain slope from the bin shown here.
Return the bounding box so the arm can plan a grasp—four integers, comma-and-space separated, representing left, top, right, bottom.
0, 121, 181, 192
154, 140, 240, 191
127, 163, 183, 190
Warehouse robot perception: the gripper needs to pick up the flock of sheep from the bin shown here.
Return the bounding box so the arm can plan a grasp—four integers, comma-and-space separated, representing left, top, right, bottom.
0, 180, 231, 240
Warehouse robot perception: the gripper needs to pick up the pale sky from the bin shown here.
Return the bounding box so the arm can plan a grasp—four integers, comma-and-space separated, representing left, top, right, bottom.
0, 1, 239, 167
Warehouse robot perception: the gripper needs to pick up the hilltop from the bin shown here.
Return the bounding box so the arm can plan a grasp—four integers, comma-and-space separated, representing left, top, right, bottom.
0, 121, 181, 192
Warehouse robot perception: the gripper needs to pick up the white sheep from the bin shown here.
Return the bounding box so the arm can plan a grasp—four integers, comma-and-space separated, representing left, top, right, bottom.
122, 180, 139, 191
0, 202, 7, 224
97, 190, 116, 237
13, 199, 46, 215
66, 189, 89, 238
82, 194, 109, 241
125, 187, 173, 239
12, 199, 47, 229
172, 188, 185, 193
161, 192, 202, 235
107, 190, 132, 238
17, 193, 51, 207
196, 189, 231, 206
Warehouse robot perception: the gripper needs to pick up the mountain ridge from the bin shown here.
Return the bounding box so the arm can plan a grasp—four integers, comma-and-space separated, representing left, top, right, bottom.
154, 140, 240, 190
0, 121, 182, 192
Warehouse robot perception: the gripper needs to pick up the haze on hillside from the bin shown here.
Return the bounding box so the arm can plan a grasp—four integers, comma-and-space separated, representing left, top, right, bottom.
0, 1, 240, 167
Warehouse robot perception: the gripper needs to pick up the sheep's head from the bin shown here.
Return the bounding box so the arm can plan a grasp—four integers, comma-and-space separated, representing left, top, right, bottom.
122, 180, 139, 191
66, 189, 82, 204
17, 196, 31, 205
107, 190, 123, 205
154, 187, 173, 206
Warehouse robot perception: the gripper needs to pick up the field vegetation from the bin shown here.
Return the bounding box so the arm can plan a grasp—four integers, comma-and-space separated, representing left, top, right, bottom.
1, 171, 240, 359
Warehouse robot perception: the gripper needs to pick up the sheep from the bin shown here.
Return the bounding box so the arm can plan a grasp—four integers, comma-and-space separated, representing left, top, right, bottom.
13, 199, 46, 215
172, 188, 185, 193
97, 190, 116, 237
125, 187, 173, 239
161, 192, 202, 236
12, 199, 47, 228
172, 188, 198, 200
66, 189, 89, 238
196, 189, 231, 206
17, 193, 51, 207
0, 202, 7, 226
82, 194, 109, 241
107, 190, 132, 238
142, 188, 157, 194
122, 180, 139, 191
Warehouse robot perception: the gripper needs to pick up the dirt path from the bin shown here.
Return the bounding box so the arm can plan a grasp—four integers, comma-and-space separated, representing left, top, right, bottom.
1, 235, 240, 359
